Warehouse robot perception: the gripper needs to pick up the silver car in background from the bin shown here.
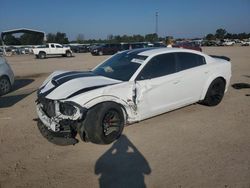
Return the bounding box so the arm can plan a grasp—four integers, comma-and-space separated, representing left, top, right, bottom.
0, 57, 14, 95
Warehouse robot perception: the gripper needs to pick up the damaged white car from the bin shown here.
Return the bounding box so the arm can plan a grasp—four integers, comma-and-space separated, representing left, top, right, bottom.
36, 48, 231, 145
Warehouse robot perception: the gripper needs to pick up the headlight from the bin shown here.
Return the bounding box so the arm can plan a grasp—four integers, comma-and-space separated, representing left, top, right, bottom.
59, 102, 77, 116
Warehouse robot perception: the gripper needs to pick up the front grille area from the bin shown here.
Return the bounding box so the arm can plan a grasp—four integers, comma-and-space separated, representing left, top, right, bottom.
39, 98, 56, 118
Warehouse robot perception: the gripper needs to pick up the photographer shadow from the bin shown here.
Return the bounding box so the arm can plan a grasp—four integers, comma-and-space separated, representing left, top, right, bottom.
95, 135, 151, 188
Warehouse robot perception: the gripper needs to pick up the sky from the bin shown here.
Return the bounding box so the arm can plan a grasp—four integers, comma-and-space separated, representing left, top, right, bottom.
0, 0, 250, 40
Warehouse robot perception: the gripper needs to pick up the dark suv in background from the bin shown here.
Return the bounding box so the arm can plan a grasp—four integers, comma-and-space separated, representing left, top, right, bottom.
70, 45, 89, 53
91, 44, 122, 55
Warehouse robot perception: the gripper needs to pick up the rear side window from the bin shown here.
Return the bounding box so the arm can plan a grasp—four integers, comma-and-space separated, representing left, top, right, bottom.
137, 53, 176, 80
176, 52, 206, 71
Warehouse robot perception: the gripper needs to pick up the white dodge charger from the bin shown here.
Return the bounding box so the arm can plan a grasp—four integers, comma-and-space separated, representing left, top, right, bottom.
36, 48, 231, 145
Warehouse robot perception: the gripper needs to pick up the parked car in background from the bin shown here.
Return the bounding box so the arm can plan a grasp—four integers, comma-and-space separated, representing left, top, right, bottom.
241, 41, 250, 46
173, 41, 202, 52
201, 40, 218, 46
0, 48, 3, 56
89, 44, 103, 52
129, 43, 145, 48
36, 48, 231, 145
91, 43, 122, 55
222, 40, 235, 46
0, 57, 14, 95
91, 42, 152, 56
70, 45, 89, 53
152, 42, 166, 47
33, 43, 73, 59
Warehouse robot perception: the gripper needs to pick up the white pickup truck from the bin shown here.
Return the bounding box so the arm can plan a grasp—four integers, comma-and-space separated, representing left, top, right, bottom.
33, 43, 73, 59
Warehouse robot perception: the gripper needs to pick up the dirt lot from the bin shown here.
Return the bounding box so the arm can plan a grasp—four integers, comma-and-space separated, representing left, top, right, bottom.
0, 47, 250, 188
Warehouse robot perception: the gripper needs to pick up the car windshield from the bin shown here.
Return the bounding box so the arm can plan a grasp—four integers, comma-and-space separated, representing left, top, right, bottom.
93, 51, 147, 81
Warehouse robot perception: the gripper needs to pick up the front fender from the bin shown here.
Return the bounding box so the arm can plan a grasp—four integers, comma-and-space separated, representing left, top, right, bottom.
83, 95, 138, 123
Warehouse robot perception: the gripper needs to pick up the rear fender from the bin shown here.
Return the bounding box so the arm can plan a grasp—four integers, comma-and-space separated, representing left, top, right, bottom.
200, 74, 226, 100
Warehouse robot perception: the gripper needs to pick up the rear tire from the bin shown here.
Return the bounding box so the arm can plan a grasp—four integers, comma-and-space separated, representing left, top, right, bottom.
201, 78, 226, 106
0, 76, 11, 96
81, 102, 125, 144
38, 52, 46, 59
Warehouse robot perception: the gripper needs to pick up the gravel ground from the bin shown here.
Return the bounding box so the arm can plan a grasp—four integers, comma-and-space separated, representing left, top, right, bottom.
0, 46, 249, 188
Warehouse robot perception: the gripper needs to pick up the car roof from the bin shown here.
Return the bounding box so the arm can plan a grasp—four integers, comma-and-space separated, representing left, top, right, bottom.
131, 47, 203, 56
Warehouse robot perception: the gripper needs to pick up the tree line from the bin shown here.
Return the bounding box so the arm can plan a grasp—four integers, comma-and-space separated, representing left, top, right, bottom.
205, 28, 250, 40
1, 28, 250, 45
72, 33, 164, 44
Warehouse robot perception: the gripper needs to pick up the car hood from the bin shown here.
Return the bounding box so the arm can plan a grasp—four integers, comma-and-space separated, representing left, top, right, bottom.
37, 71, 121, 100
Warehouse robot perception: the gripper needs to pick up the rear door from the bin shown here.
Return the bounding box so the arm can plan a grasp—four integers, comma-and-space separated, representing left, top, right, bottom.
174, 52, 208, 103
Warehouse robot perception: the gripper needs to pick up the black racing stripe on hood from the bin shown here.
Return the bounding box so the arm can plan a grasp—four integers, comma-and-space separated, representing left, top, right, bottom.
53, 72, 96, 86
37, 86, 56, 98
67, 84, 116, 99
53, 71, 83, 81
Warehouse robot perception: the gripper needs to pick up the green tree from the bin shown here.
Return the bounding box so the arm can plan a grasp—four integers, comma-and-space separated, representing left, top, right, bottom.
215, 28, 227, 39
19, 33, 43, 45
206, 33, 216, 40
114, 35, 122, 43
132, 34, 144, 42
46, 32, 69, 44
224, 33, 232, 39
145, 33, 158, 42
3, 34, 21, 45
55, 32, 69, 44
238, 33, 248, 40
46, 33, 56, 43
76, 34, 85, 43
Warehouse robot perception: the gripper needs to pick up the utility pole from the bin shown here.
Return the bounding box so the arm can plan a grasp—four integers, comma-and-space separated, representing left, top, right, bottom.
155, 12, 158, 40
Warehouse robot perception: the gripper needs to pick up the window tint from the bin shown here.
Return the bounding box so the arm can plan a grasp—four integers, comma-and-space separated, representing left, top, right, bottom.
56, 45, 62, 48
51, 44, 55, 48
176, 52, 206, 71
137, 53, 176, 80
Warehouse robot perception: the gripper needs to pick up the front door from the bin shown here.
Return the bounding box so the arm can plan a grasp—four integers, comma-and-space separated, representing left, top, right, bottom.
134, 53, 184, 119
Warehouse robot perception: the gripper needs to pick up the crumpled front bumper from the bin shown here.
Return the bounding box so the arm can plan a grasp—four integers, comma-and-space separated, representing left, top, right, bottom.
37, 119, 78, 145
36, 103, 60, 132
36, 101, 86, 145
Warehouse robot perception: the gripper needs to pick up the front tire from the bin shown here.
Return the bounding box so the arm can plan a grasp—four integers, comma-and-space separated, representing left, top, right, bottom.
98, 51, 103, 56
81, 102, 125, 144
0, 76, 11, 96
66, 51, 72, 57
201, 78, 226, 106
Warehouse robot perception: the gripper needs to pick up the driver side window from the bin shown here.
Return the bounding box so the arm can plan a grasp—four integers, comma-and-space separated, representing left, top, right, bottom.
136, 53, 176, 80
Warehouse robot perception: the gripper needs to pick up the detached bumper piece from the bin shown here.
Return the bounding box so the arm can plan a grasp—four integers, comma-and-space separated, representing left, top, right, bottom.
37, 120, 78, 146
